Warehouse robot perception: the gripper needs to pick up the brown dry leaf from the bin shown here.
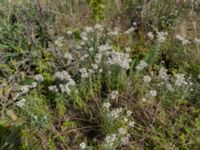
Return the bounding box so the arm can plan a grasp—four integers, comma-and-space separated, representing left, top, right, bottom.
6, 109, 18, 121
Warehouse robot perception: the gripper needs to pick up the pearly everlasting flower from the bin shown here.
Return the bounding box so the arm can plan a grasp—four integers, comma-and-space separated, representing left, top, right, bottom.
159, 67, 169, 81
143, 75, 151, 83
92, 64, 99, 70
125, 47, 131, 53
80, 142, 86, 149
68, 78, 76, 86
55, 36, 64, 47
48, 85, 58, 92
129, 121, 135, 127
31, 82, 37, 88
157, 32, 168, 43
103, 102, 111, 110
99, 68, 103, 73
121, 135, 130, 145
136, 60, 148, 71
176, 35, 191, 45
105, 134, 116, 146
166, 83, 173, 92
59, 84, 71, 94
64, 53, 73, 64
110, 91, 119, 99
55, 71, 71, 81
16, 98, 26, 108
123, 117, 128, 122
95, 24, 103, 31
108, 31, 118, 36
107, 52, 131, 70
34, 74, 44, 82
194, 38, 200, 44
126, 110, 132, 117
142, 98, 147, 102
95, 53, 102, 64
108, 107, 122, 119
89, 47, 94, 52
75, 45, 82, 50
85, 26, 93, 33
118, 128, 127, 135
125, 27, 135, 34
98, 44, 112, 52
66, 31, 72, 35
79, 68, 89, 79
80, 41, 85, 46
150, 90, 157, 97
80, 32, 88, 41
175, 74, 187, 87
21, 85, 29, 94
147, 32, 154, 40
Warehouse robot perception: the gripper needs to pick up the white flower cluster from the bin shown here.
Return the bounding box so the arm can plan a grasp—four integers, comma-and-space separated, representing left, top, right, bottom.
105, 134, 116, 146
147, 32, 154, 40
110, 91, 119, 100
175, 74, 187, 87
149, 90, 157, 97
16, 98, 26, 108
79, 68, 89, 79
34, 74, 44, 82
143, 75, 151, 83
136, 60, 148, 71
79, 142, 86, 149
176, 35, 191, 45
98, 44, 112, 52
50, 71, 76, 94
157, 32, 168, 43
159, 67, 169, 81
55, 36, 64, 47
103, 102, 111, 110
107, 51, 132, 70
108, 107, 122, 119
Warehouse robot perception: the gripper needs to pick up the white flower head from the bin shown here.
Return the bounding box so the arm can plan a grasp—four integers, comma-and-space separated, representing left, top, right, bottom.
157, 32, 168, 43
80, 142, 86, 149
176, 35, 191, 45
159, 67, 169, 81
150, 90, 157, 97
80, 32, 88, 41
110, 91, 119, 100
143, 75, 151, 83
103, 102, 111, 110
126, 110, 132, 117
16, 98, 26, 108
105, 134, 116, 145
85, 26, 93, 33
147, 32, 154, 40
118, 128, 127, 135
129, 121, 135, 127
31, 82, 37, 88
194, 38, 200, 45
79, 68, 89, 79
20, 85, 29, 94
92, 64, 99, 70
175, 74, 187, 87
107, 52, 131, 70
34, 74, 44, 82
136, 60, 148, 71
48, 85, 58, 92
121, 134, 130, 145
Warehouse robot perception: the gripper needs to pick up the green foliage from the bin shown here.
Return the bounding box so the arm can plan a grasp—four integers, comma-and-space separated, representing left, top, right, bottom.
87, 0, 105, 21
